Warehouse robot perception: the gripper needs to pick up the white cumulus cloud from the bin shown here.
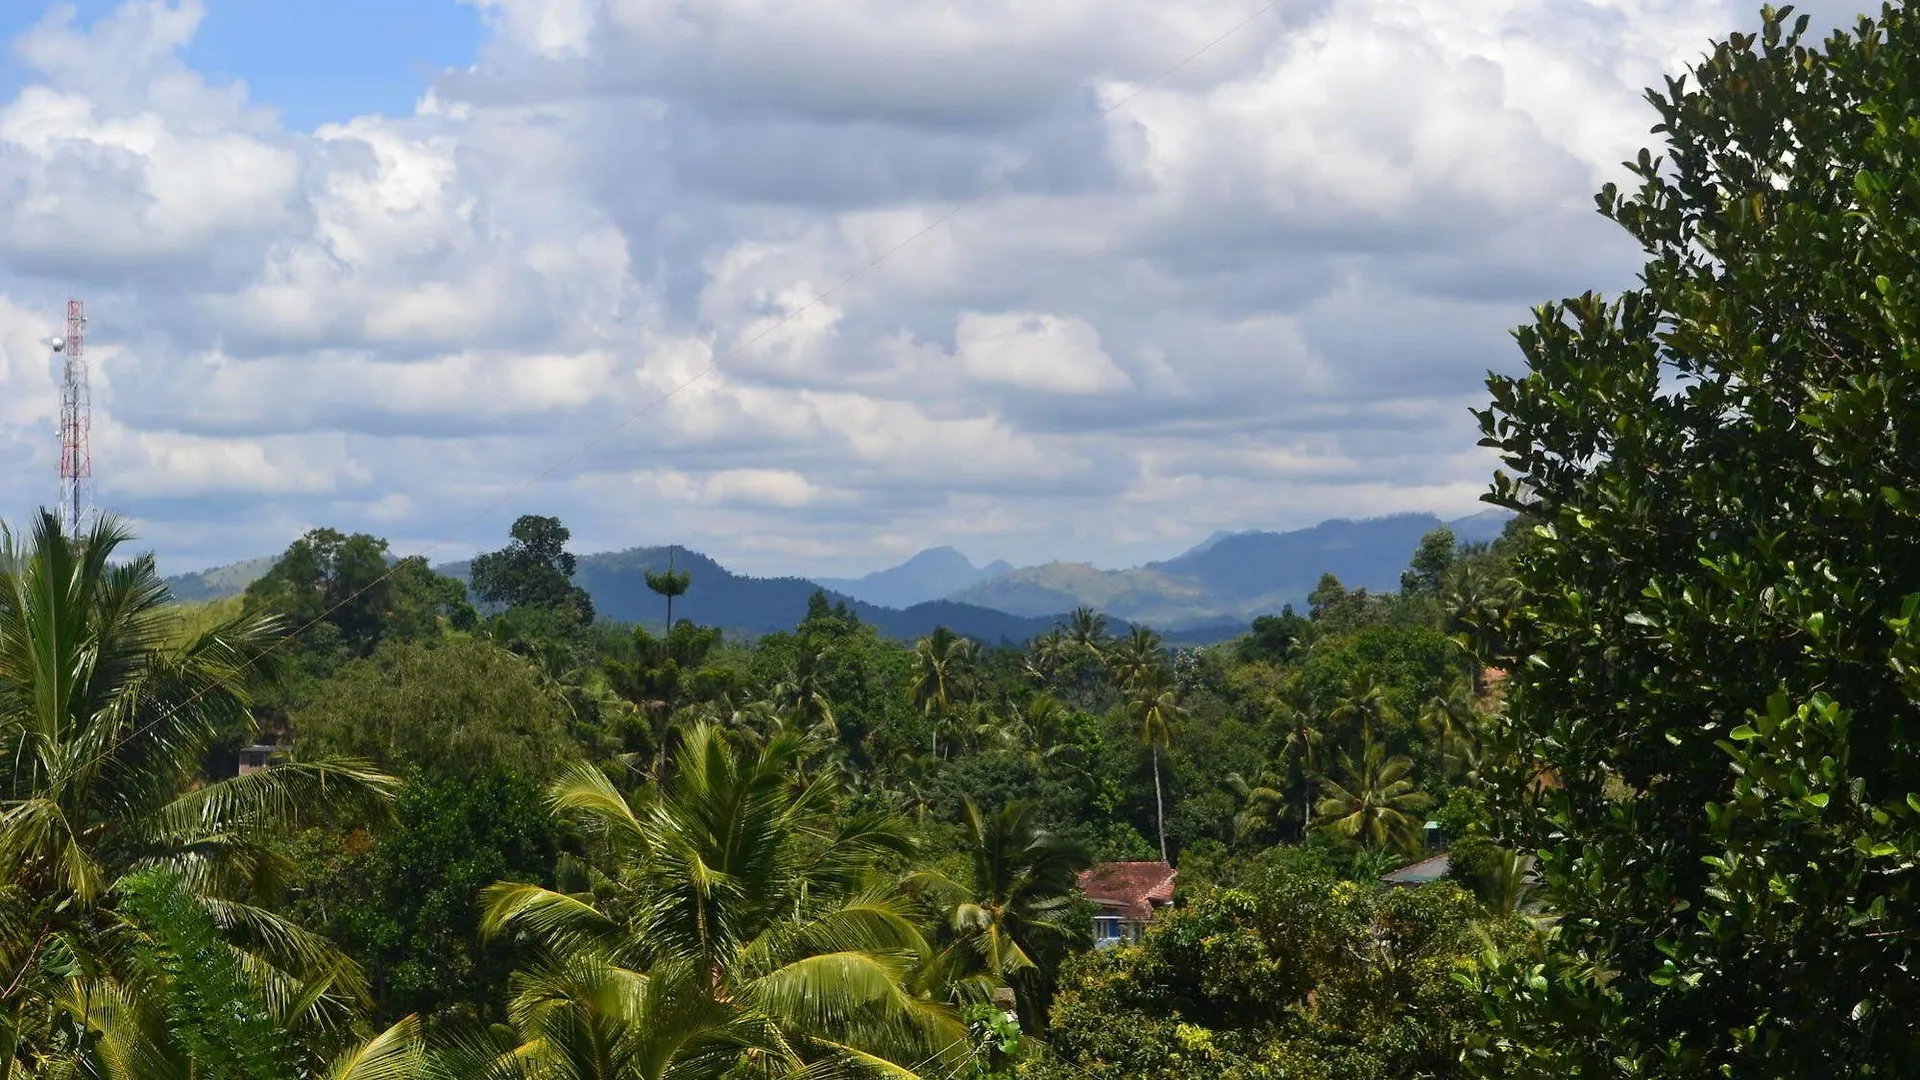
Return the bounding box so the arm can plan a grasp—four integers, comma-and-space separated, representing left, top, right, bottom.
0, 0, 1867, 576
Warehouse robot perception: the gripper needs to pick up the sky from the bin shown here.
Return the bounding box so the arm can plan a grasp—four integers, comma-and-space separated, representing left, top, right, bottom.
0, 0, 1871, 578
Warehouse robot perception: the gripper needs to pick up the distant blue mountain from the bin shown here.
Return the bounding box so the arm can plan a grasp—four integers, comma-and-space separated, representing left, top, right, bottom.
813, 546, 1015, 609
945, 509, 1518, 626
1446, 508, 1515, 546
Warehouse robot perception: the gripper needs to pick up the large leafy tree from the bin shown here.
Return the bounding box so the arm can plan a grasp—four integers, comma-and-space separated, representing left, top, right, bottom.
473, 723, 965, 1079
245, 529, 469, 660
1039, 864, 1526, 1080
469, 516, 594, 626
0, 511, 398, 1075
1399, 525, 1456, 596
296, 770, 561, 1030
1468, 6, 1920, 1074
289, 638, 578, 782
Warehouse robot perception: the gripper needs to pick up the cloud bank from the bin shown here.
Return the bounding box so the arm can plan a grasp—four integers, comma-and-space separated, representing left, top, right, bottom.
0, 0, 1868, 574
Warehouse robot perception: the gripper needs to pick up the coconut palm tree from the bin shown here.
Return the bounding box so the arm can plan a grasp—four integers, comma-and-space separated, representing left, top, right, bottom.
907, 797, 1090, 1033
476, 723, 964, 1079
908, 627, 974, 758
1329, 671, 1397, 745
1063, 608, 1108, 665
770, 644, 838, 744
978, 695, 1084, 778
1274, 690, 1324, 833
0, 510, 399, 1075
1418, 679, 1480, 782
1021, 629, 1070, 690
1127, 668, 1183, 863
689, 694, 784, 741
1314, 734, 1433, 855
1106, 627, 1163, 691
1225, 764, 1289, 845
1446, 562, 1515, 697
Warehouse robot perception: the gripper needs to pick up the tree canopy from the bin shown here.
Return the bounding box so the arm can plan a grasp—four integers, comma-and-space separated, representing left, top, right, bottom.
1468, 6, 1920, 1074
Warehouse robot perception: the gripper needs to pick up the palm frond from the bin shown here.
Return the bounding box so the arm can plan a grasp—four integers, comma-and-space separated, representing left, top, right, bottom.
324, 1015, 425, 1080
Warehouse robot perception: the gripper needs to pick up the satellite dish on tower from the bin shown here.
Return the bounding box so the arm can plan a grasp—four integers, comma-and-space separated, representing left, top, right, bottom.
47, 337, 65, 352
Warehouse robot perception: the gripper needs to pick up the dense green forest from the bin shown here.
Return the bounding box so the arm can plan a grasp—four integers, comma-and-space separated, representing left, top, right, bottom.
0, 495, 1525, 1080
7, 6, 1920, 1078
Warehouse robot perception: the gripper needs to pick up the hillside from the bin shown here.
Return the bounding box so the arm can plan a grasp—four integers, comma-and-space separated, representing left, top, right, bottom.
946, 511, 1510, 625
162, 555, 278, 602
812, 546, 1014, 609
951, 561, 1209, 626
439, 546, 1112, 645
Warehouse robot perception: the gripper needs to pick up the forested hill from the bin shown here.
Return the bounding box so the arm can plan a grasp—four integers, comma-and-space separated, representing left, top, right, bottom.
161, 554, 280, 601
437, 546, 1099, 644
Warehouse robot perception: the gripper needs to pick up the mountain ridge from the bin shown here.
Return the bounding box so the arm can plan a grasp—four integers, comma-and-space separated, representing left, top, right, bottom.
942, 510, 1513, 626
158, 508, 1515, 643
812, 546, 1014, 609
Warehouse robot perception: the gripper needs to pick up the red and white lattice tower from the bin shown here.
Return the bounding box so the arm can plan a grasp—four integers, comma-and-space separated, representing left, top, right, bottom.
54, 299, 91, 536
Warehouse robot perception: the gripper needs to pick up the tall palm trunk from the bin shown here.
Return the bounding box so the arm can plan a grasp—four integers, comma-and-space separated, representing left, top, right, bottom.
1152, 747, 1168, 863
1299, 768, 1313, 834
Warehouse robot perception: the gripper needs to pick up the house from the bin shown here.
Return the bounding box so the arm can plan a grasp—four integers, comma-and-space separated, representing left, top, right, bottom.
1078, 861, 1176, 947
237, 744, 281, 776
1381, 852, 1451, 888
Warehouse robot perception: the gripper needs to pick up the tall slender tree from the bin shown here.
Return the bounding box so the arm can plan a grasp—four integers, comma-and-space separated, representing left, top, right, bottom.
909, 626, 975, 758
1127, 667, 1183, 863
642, 545, 691, 629
1275, 688, 1324, 833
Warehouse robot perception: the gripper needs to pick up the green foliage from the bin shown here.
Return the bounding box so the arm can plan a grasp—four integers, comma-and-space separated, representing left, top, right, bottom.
962, 1002, 1029, 1080
119, 867, 301, 1080
1298, 625, 1459, 743
1400, 526, 1457, 595
467, 514, 593, 625
296, 770, 559, 1029
1037, 865, 1525, 1080
475, 723, 966, 1077
246, 528, 470, 661
1237, 606, 1311, 664
1468, 6, 1920, 1073
290, 638, 577, 781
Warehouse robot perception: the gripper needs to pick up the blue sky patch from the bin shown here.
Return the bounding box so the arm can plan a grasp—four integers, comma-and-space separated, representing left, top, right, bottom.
3, 0, 484, 130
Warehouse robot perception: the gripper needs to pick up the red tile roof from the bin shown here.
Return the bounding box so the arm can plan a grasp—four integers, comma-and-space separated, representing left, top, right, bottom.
1078, 861, 1177, 920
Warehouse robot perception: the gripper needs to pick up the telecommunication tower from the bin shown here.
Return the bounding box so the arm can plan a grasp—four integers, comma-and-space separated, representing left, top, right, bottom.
50, 299, 91, 536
